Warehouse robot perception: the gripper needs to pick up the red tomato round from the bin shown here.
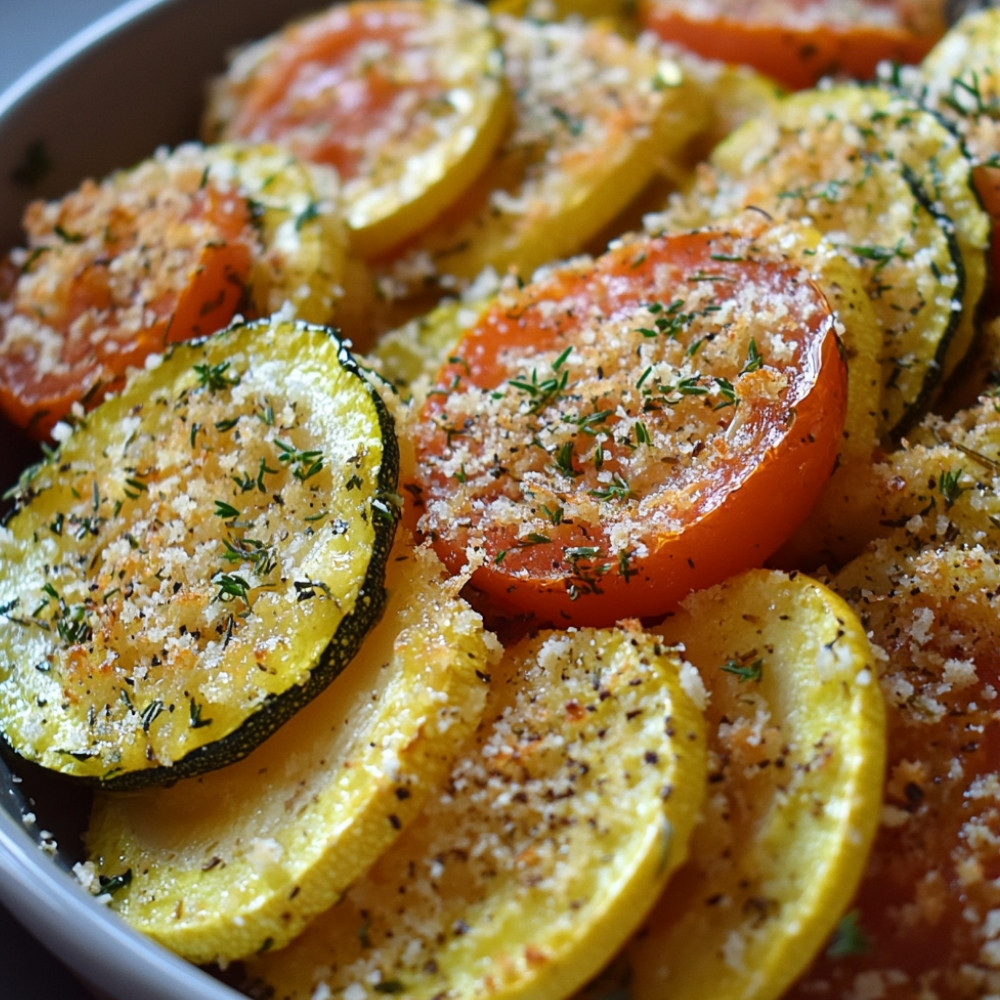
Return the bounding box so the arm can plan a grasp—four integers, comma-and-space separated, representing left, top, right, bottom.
0, 172, 253, 438
220, 1, 471, 183
789, 554, 1000, 998
411, 229, 848, 626
639, 0, 943, 91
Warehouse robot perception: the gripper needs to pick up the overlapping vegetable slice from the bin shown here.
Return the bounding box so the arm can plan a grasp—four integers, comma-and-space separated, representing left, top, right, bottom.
204, 0, 510, 258
789, 541, 1000, 997
901, 5, 1000, 286
0, 317, 398, 787
374, 12, 704, 298
240, 624, 707, 1000
628, 568, 887, 1000
638, 0, 943, 90
657, 84, 989, 435
0, 142, 345, 438
411, 228, 847, 626
202, 143, 347, 325
84, 540, 494, 964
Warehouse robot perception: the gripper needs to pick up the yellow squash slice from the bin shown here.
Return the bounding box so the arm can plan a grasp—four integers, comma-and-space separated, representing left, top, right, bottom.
629, 568, 887, 1000
203, 0, 511, 259
375, 13, 706, 296
83, 540, 496, 965
367, 294, 491, 397
241, 624, 708, 1000
909, 4, 1000, 168
203, 143, 347, 325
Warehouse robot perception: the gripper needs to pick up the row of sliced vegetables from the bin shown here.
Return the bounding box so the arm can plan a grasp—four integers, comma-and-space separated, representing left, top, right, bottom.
2, 1, 1000, 998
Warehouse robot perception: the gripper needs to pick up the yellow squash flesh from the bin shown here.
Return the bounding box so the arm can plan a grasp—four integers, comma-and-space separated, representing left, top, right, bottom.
376, 13, 706, 295
204, 0, 512, 260
204, 143, 348, 325
629, 568, 887, 1000
242, 624, 707, 1000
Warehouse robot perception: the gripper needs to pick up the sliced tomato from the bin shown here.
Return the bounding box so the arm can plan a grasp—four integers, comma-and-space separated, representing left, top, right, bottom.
221, 1, 428, 180
410, 228, 847, 627
208, 0, 509, 257
0, 174, 253, 439
973, 163, 1000, 301
638, 0, 943, 91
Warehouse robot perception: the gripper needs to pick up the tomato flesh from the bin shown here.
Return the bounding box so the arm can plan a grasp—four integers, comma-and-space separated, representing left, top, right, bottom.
639, 0, 942, 90
411, 229, 847, 626
227, 2, 463, 183
0, 176, 253, 438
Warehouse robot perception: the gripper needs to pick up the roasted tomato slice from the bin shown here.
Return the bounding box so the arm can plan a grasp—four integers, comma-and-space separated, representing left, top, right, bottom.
638, 0, 943, 90
410, 228, 847, 626
0, 152, 255, 438
204, 0, 509, 256
790, 544, 1000, 998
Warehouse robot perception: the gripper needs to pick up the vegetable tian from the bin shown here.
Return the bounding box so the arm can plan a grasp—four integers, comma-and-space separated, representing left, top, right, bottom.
1, 1, 999, 999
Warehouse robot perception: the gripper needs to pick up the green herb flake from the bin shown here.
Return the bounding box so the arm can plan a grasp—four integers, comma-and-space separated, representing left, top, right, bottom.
721, 657, 764, 683
826, 909, 871, 959
194, 360, 241, 393
98, 869, 133, 896
937, 467, 969, 510
189, 698, 213, 730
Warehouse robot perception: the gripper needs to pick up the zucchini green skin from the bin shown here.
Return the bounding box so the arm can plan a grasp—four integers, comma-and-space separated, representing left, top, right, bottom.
0, 318, 399, 789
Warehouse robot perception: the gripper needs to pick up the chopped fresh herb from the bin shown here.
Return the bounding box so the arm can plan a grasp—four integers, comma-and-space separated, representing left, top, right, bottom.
849, 239, 905, 274
54, 224, 84, 244
826, 909, 871, 959
194, 360, 241, 393
98, 869, 133, 895
618, 548, 637, 582
636, 299, 694, 339
550, 104, 584, 136
540, 504, 564, 525
509, 348, 574, 415
222, 535, 277, 576
189, 698, 213, 730
553, 440, 578, 478
713, 377, 738, 410
588, 472, 634, 502
275, 439, 324, 482
295, 200, 320, 231
937, 467, 969, 510
520, 532, 551, 546
212, 571, 254, 611
214, 500, 241, 520
721, 657, 764, 682
742, 338, 764, 374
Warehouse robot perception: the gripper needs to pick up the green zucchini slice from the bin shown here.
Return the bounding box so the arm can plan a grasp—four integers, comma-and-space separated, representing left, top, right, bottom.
0, 317, 399, 788
659, 83, 988, 436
